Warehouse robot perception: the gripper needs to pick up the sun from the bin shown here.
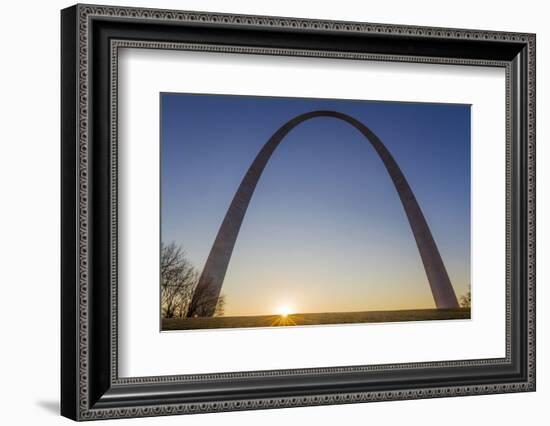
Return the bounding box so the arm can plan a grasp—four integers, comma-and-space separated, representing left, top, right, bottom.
278, 306, 292, 318
271, 305, 298, 326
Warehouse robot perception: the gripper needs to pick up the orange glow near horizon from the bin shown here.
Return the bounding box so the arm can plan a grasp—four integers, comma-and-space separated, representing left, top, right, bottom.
277, 305, 293, 317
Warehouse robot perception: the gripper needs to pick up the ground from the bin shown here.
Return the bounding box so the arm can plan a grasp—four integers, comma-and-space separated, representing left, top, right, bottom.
162, 308, 470, 331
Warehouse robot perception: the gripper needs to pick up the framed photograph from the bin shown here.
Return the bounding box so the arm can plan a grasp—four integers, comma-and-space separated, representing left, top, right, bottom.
61, 4, 536, 420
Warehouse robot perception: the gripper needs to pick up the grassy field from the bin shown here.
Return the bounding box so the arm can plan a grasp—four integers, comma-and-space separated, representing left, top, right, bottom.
162, 308, 470, 331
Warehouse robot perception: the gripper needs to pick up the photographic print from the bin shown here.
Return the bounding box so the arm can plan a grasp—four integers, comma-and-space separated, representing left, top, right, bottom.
61, 7, 535, 418
160, 93, 471, 331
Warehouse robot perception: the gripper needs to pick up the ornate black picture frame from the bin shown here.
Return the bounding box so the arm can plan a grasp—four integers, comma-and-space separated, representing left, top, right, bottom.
61, 4, 536, 421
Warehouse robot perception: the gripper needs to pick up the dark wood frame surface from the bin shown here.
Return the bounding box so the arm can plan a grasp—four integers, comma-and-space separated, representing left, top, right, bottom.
61, 4, 536, 421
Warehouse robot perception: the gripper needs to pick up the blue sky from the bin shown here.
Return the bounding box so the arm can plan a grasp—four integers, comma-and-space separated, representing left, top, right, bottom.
161, 93, 471, 316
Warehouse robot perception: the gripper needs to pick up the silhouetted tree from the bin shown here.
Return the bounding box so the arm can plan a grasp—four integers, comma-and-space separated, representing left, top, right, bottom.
160, 242, 197, 318
161, 242, 228, 319
460, 290, 471, 308
185, 274, 220, 317
214, 294, 226, 317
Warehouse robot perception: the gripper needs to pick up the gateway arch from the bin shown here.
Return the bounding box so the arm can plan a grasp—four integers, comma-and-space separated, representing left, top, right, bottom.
186, 110, 459, 317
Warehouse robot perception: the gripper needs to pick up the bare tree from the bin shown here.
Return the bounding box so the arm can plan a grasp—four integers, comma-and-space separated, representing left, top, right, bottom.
161, 242, 198, 318
214, 294, 226, 317
185, 274, 220, 317
161, 243, 228, 319
460, 291, 471, 308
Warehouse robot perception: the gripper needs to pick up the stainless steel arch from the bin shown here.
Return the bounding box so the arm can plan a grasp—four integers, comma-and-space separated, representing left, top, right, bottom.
186, 110, 459, 317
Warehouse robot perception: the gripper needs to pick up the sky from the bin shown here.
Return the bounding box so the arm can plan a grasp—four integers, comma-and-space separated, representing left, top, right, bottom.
161, 93, 471, 317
